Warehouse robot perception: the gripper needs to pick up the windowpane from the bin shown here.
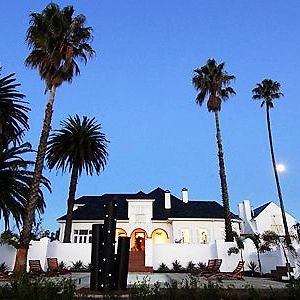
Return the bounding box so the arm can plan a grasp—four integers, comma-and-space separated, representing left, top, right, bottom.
79, 230, 88, 235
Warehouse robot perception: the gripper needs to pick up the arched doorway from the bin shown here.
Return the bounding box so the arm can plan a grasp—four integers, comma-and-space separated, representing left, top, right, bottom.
130, 228, 148, 251
151, 228, 169, 244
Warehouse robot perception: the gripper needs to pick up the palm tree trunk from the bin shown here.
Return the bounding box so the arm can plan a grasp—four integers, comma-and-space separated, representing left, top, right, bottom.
14, 85, 56, 272
266, 106, 291, 246
63, 166, 79, 243
257, 250, 262, 275
214, 111, 234, 242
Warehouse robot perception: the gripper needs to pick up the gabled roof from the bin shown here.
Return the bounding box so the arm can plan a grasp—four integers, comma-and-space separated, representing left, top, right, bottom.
252, 202, 271, 218
57, 187, 240, 221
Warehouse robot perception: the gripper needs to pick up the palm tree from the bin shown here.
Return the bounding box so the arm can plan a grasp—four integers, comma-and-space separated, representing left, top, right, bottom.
16, 3, 94, 271
0, 142, 49, 230
252, 79, 291, 246
245, 234, 263, 275
192, 58, 235, 242
46, 115, 108, 242
0, 69, 30, 146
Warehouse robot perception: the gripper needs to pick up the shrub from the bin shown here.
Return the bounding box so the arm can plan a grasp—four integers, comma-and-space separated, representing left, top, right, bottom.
129, 276, 161, 299
248, 261, 258, 273
0, 273, 75, 300
186, 261, 197, 274
58, 260, 69, 271
172, 260, 183, 273
70, 260, 87, 272
197, 261, 206, 271
156, 263, 170, 273
287, 279, 300, 299
0, 262, 9, 274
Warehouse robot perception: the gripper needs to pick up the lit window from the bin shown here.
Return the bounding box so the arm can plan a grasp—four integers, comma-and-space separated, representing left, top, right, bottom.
198, 229, 208, 244
180, 229, 190, 243
152, 229, 169, 244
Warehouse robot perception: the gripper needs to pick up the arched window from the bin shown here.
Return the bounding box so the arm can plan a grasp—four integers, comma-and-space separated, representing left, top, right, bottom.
151, 228, 169, 244
116, 228, 127, 240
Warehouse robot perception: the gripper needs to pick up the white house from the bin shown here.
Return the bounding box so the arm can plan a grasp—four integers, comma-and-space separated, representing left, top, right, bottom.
238, 200, 297, 236
57, 187, 241, 271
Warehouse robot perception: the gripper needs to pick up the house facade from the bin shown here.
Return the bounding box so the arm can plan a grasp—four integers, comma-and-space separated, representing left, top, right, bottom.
57, 187, 241, 270
238, 200, 297, 236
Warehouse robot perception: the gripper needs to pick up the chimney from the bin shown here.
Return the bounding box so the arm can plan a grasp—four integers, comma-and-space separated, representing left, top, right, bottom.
165, 190, 171, 209
238, 200, 252, 221
182, 188, 188, 203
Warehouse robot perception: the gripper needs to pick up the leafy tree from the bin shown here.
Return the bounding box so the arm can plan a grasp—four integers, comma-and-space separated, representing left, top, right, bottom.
192, 58, 235, 241
46, 115, 108, 242
261, 230, 294, 278
0, 69, 30, 146
252, 79, 291, 246
16, 3, 94, 271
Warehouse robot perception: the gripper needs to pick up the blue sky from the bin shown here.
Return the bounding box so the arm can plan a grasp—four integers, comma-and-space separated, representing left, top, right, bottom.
0, 1, 299, 231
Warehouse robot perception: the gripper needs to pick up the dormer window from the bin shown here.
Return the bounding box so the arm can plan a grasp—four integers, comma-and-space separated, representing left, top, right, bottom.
127, 199, 155, 223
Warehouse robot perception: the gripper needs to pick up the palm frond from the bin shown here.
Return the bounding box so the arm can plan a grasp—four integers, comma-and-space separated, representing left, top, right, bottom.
46, 115, 109, 176
25, 3, 95, 90
192, 59, 235, 112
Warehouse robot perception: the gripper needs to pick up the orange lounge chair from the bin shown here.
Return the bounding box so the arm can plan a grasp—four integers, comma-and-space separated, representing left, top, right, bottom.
29, 260, 45, 275
198, 259, 222, 276
0, 271, 11, 281
47, 258, 70, 275
206, 261, 245, 280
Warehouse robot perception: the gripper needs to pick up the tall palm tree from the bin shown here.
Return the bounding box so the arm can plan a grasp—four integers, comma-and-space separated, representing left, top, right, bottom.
16, 3, 95, 271
46, 115, 108, 242
0, 142, 49, 230
192, 58, 235, 242
0, 69, 30, 146
252, 79, 291, 246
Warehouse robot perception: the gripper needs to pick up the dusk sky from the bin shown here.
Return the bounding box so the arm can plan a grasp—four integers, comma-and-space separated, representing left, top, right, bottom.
0, 1, 299, 231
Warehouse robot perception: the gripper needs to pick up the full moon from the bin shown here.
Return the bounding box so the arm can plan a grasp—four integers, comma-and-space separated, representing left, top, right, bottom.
276, 163, 286, 173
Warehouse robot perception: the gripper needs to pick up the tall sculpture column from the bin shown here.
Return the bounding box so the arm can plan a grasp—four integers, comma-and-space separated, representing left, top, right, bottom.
90, 224, 104, 290
99, 201, 117, 290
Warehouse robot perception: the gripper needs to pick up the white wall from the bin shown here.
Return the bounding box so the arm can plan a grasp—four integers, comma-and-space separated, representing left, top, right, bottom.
1, 236, 299, 277
0, 244, 16, 271
46, 240, 91, 267
152, 242, 212, 269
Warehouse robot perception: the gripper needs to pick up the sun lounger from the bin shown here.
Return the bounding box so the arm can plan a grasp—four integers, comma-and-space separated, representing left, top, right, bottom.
206, 261, 245, 280
198, 259, 222, 276
29, 260, 45, 275
47, 257, 70, 275
0, 271, 11, 281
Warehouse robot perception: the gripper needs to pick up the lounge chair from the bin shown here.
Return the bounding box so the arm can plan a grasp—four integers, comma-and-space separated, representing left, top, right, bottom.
206, 261, 245, 280
47, 258, 70, 275
29, 260, 45, 275
0, 271, 11, 281
198, 259, 222, 276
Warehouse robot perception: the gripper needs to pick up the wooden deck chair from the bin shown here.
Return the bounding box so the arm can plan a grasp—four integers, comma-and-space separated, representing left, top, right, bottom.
47, 258, 69, 275
29, 260, 45, 275
198, 259, 222, 276
206, 261, 245, 280
0, 271, 11, 281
